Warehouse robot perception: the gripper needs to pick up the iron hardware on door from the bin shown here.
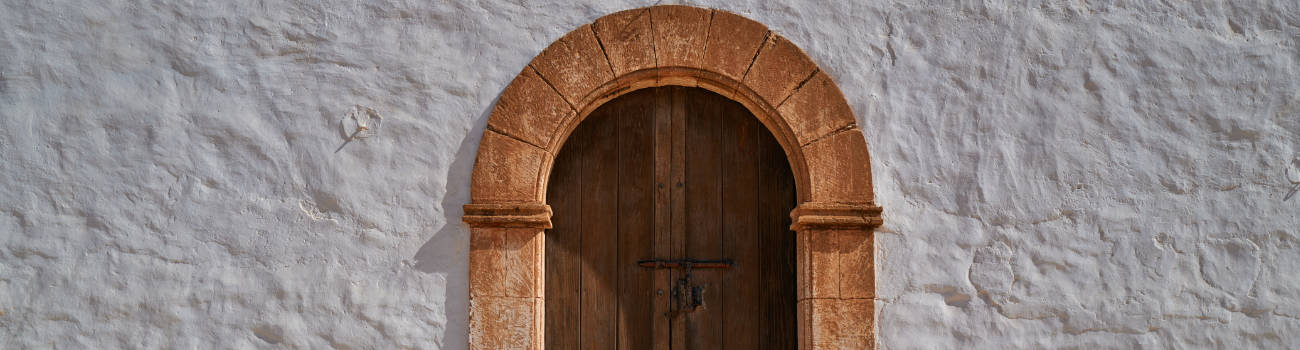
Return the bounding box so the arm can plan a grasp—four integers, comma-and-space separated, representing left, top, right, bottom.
637, 258, 733, 317
636, 259, 734, 269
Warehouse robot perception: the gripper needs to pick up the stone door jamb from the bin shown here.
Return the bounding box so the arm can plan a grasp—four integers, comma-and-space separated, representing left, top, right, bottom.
462, 5, 884, 349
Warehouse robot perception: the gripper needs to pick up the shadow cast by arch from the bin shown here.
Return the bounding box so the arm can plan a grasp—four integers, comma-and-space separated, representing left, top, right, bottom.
410, 97, 497, 350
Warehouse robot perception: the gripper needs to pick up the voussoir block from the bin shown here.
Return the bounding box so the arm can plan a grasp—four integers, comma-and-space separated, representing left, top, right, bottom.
592, 8, 655, 75
470, 130, 547, 203
803, 129, 874, 204
743, 34, 817, 106
650, 5, 711, 68
778, 70, 857, 146
489, 67, 575, 149
702, 10, 769, 82
530, 24, 614, 106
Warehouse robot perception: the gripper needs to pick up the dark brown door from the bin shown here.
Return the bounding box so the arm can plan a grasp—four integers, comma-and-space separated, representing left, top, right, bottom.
546, 86, 796, 350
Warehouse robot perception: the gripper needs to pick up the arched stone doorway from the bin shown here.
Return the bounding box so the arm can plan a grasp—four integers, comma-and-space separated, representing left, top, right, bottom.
462, 5, 883, 349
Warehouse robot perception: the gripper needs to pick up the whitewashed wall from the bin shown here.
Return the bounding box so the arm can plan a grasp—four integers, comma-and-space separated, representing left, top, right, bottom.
1, 0, 1297, 348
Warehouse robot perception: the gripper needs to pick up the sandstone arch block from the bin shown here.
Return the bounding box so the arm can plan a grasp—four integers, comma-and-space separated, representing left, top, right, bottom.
488, 66, 575, 148
470, 130, 547, 203
778, 70, 858, 146
592, 8, 655, 75
804, 128, 874, 204
650, 5, 711, 68
744, 35, 818, 106
702, 10, 769, 82
529, 24, 613, 106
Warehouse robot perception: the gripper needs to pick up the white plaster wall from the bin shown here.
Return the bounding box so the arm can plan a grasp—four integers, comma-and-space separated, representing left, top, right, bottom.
1, 0, 1297, 348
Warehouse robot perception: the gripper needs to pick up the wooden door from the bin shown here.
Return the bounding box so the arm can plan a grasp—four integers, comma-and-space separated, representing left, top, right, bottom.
546, 86, 796, 350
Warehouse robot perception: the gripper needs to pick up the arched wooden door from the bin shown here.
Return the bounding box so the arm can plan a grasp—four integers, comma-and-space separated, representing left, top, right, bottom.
545, 86, 797, 349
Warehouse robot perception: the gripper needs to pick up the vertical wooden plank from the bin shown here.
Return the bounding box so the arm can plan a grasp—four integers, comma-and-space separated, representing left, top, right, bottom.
684, 88, 725, 350
580, 105, 620, 350
720, 97, 762, 349
652, 87, 674, 350
758, 119, 775, 350
545, 111, 588, 350
669, 87, 689, 350
617, 90, 657, 350
758, 118, 799, 350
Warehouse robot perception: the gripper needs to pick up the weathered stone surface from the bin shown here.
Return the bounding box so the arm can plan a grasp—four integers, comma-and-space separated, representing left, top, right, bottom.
803, 129, 873, 204
488, 67, 575, 149
838, 230, 874, 299
530, 24, 614, 105
799, 298, 875, 349
798, 229, 841, 300
468, 297, 539, 350
701, 10, 768, 82
470, 130, 548, 203
799, 298, 840, 350
469, 228, 507, 298
838, 299, 875, 348
778, 71, 857, 146
796, 227, 875, 301
743, 35, 818, 106
592, 8, 655, 75
468, 227, 544, 299
650, 5, 711, 68
502, 228, 543, 298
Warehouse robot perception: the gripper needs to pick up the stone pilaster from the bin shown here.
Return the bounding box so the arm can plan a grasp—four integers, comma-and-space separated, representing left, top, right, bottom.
464, 202, 550, 350
792, 202, 883, 350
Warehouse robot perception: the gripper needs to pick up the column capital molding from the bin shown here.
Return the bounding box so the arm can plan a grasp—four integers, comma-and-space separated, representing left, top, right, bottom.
463, 202, 553, 229
790, 201, 883, 231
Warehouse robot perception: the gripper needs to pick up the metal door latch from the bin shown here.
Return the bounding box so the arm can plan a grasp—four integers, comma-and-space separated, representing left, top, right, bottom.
637, 258, 732, 317
636, 259, 733, 269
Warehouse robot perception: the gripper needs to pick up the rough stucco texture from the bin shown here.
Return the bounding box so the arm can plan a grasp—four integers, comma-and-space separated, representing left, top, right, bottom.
1, 0, 1298, 348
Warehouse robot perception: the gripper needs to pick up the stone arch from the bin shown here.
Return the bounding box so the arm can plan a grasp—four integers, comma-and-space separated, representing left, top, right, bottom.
463, 5, 883, 349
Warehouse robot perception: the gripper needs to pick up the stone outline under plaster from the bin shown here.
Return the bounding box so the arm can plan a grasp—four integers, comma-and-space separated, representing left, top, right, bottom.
463, 5, 884, 349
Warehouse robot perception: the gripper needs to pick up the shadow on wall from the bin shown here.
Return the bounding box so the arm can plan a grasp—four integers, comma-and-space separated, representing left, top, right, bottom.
409, 97, 498, 350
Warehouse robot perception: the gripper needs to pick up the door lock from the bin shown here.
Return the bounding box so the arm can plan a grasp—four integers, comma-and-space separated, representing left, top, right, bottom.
637, 258, 732, 317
